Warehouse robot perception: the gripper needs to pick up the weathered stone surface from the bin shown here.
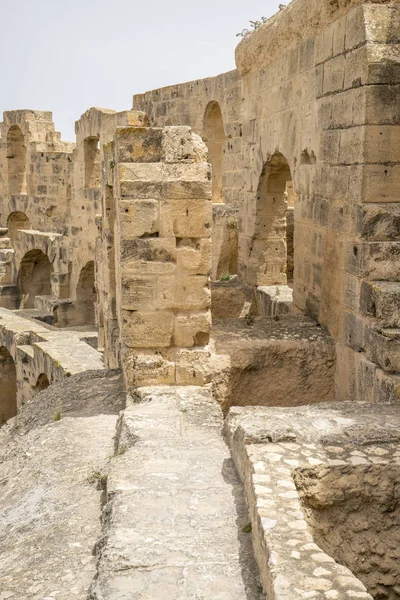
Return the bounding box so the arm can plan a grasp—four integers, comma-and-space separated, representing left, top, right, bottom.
226, 402, 400, 600
212, 316, 336, 411
89, 386, 264, 600
0, 371, 123, 599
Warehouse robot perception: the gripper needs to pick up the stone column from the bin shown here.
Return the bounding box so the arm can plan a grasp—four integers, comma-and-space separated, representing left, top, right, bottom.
112, 125, 212, 389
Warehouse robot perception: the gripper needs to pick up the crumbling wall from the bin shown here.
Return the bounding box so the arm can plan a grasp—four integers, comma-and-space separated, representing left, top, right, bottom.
295, 464, 400, 599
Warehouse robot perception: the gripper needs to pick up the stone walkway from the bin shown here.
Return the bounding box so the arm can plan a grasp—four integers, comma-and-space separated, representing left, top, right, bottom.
90, 386, 264, 600
0, 415, 117, 599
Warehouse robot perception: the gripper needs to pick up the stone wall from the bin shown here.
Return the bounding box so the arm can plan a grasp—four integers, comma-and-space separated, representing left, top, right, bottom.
132, 0, 400, 403
97, 124, 213, 389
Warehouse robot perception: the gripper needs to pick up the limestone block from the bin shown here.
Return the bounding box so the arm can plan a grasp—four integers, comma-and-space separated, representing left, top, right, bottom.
360, 281, 400, 328
323, 55, 345, 95
119, 179, 162, 199
162, 127, 208, 163
120, 237, 176, 268
115, 127, 163, 163
343, 311, 365, 352
346, 241, 400, 281
363, 164, 400, 203
364, 4, 400, 45
354, 203, 400, 241
176, 238, 211, 276
159, 198, 212, 238
364, 84, 400, 126
119, 162, 164, 182
163, 162, 211, 182
120, 276, 157, 311
364, 126, 400, 164
119, 199, 159, 239
121, 274, 175, 311
174, 275, 211, 311
344, 45, 368, 89
332, 14, 346, 57
121, 310, 173, 348
173, 311, 211, 347
365, 327, 400, 373
162, 180, 212, 200
345, 5, 366, 50
173, 347, 212, 386
122, 349, 175, 388
314, 26, 333, 65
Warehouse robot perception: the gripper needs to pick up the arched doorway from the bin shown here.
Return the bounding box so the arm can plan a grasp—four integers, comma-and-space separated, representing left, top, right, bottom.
245, 152, 294, 286
76, 261, 96, 325
18, 249, 53, 308
7, 211, 32, 245
0, 346, 17, 425
34, 373, 50, 395
7, 125, 27, 195
203, 102, 226, 204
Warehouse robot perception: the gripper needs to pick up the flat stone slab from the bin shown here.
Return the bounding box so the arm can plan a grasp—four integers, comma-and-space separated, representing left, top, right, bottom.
0, 414, 117, 599
225, 403, 400, 600
90, 386, 264, 600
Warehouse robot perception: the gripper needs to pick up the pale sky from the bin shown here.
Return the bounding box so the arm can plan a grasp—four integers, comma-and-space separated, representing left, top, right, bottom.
1, 0, 282, 140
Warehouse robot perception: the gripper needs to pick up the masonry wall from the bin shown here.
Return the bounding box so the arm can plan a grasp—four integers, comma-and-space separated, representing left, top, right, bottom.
133, 71, 242, 280
99, 124, 213, 389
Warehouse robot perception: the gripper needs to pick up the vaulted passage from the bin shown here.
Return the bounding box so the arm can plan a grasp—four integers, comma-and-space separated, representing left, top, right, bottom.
203, 101, 226, 204
7, 125, 27, 195
245, 152, 295, 286
76, 261, 96, 325
0, 346, 17, 425
18, 249, 53, 308
7, 211, 32, 245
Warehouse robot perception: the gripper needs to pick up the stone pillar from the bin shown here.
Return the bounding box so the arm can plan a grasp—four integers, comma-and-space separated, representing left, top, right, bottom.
112, 125, 212, 389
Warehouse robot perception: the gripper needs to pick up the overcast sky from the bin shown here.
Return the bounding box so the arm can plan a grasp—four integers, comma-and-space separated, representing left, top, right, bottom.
0, 0, 282, 140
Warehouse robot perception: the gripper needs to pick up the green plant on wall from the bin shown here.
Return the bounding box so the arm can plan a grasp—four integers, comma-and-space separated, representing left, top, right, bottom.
236, 6, 286, 38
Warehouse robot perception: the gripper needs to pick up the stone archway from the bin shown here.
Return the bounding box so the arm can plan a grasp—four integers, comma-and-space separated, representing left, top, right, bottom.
203, 101, 226, 204
7, 211, 32, 245
76, 261, 96, 325
34, 373, 50, 395
18, 249, 53, 309
0, 346, 17, 425
7, 125, 27, 195
242, 152, 295, 287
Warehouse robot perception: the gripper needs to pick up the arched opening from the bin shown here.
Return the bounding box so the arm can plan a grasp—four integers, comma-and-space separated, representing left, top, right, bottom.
7, 211, 32, 245
34, 373, 50, 395
18, 249, 53, 308
7, 125, 27, 195
203, 102, 227, 204
84, 136, 101, 188
76, 261, 96, 325
0, 346, 17, 425
248, 152, 295, 286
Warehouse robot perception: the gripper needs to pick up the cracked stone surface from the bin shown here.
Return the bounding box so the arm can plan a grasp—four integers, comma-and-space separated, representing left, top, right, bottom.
0, 371, 122, 599
89, 385, 265, 600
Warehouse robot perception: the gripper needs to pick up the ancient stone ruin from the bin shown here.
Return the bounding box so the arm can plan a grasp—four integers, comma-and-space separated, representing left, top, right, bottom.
0, 0, 399, 598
